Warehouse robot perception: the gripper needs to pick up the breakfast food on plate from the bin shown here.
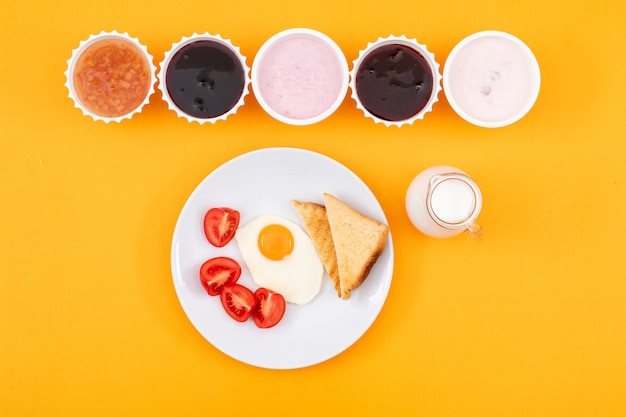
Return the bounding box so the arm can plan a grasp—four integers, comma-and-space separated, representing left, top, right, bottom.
203, 207, 240, 247
199, 256, 242, 296
252, 288, 286, 329
199, 194, 388, 331
200, 207, 287, 329
324, 193, 389, 299
234, 214, 324, 305
292, 193, 389, 299
199, 257, 286, 328
220, 283, 256, 322
215, 282, 286, 328
291, 200, 341, 296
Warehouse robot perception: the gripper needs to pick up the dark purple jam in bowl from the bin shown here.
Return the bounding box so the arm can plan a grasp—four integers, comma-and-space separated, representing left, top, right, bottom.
355, 44, 434, 122
165, 40, 245, 119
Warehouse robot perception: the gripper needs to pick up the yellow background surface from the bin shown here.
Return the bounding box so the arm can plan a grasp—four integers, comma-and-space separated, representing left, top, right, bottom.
2, 0, 625, 416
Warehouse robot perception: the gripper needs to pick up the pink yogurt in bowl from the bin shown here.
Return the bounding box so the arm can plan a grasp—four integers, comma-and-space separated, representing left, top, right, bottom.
251, 28, 349, 125
443, 31, 541, 128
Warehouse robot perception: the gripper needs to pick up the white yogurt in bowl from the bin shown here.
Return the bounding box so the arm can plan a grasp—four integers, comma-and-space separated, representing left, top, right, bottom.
443, 31, 540, 128
252, 28, 349, 125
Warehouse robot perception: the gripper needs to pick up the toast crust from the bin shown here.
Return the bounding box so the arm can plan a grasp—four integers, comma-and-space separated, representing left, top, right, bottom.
323, 193, 389, 299
291, 200, 341, 296
292, 194, 389, 300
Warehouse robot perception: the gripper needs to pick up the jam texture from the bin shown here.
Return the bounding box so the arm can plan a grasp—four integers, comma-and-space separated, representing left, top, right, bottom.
165, 40, 245, 119
73, 38, 152, 118
355, 44, 434, 121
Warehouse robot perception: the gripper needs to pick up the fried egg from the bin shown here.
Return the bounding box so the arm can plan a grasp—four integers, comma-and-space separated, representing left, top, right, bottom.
235, 214, 323, 305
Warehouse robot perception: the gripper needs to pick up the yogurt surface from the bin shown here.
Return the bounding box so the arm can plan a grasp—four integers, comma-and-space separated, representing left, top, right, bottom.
445, 32, 540, 126
254, 33, 346, 121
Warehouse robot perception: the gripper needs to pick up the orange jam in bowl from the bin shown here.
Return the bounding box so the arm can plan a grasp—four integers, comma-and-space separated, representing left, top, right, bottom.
66, 31, 155, 122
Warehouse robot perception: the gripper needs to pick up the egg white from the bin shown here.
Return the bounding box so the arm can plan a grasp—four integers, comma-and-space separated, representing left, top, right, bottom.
235, 214, 323, 305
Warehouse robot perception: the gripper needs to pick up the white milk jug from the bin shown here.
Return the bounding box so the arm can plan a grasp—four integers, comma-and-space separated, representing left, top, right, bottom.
405, 166, 483, 239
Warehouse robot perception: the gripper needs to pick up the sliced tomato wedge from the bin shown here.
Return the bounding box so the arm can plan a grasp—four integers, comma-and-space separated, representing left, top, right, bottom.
252, 288, 286, 329
199, 257, 241, 296
203, 207, 240, 247
220, 283, 256, 323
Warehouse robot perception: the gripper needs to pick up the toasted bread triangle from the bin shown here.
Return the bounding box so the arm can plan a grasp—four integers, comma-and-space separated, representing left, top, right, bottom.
323, 193, 389, 299
291, 200, 341, 296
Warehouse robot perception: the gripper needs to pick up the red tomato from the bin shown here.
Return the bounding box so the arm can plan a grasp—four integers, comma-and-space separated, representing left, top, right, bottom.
203, 207, 240, 247
220, 283, 256, 323
199, 257, 241, 296
252, 288, 286, 329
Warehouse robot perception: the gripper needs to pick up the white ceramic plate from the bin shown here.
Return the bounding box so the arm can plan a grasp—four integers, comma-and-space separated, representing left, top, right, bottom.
171, 147, 394, 369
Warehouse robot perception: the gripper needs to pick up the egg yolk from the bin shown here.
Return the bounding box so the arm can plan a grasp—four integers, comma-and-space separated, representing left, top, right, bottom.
258, 224, 294, 260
